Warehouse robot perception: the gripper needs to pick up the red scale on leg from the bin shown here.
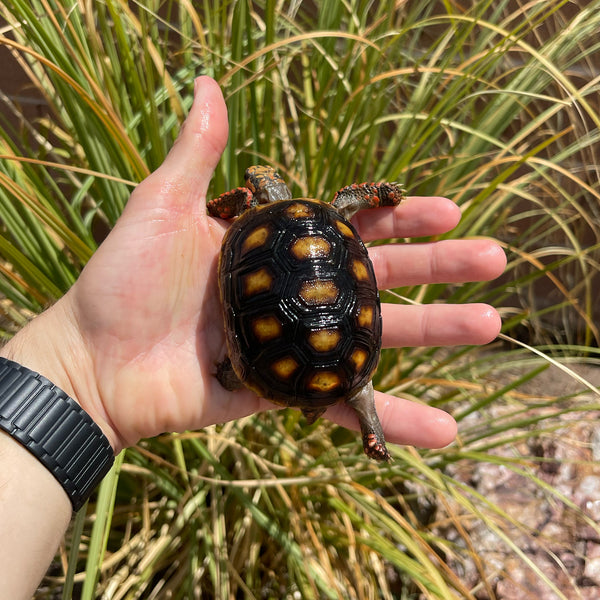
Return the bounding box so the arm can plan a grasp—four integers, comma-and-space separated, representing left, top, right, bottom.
364, 433, 391, 461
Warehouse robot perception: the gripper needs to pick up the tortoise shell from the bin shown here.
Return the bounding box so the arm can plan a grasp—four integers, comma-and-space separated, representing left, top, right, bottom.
218, 198, 381, 409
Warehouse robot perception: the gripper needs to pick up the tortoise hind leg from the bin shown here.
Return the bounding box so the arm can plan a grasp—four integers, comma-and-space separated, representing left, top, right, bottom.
345, 382, 391, 461
216, 357, 245, 391
332, 182, 406, 221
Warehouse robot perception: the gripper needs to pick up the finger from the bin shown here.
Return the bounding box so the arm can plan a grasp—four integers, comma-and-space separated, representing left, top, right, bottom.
381, 303, 501, 347
225, 393, 456, 450
326, 393, 457, 449
127, 77, 229, 213
162, 77, 229, 193
207, 369, 457, 449
352, 196, 461, 241
370, 238, 507, 289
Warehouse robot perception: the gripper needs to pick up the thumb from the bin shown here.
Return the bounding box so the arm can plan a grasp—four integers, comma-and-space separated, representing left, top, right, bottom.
126, 76, 229, 214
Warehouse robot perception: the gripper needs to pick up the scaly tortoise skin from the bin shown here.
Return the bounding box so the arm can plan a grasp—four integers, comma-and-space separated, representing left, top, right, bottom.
207, 165, 405, 460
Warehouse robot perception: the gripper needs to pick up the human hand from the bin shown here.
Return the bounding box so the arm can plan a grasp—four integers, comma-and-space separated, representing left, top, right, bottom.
4, 76, 505, 454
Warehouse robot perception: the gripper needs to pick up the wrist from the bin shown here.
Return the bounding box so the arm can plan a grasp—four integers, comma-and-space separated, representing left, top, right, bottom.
0, 296, 120, 453
0, 356, 114, 511
0, 293, 118, 511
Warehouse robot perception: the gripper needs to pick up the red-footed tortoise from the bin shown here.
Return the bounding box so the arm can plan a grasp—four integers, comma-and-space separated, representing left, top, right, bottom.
207, 166, 405, 460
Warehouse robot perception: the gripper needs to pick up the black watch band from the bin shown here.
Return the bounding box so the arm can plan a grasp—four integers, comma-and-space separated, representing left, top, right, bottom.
0, 357, 114, 511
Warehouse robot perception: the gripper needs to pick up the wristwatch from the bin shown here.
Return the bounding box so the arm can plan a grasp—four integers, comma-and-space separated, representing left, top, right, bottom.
0, 357, 114, 511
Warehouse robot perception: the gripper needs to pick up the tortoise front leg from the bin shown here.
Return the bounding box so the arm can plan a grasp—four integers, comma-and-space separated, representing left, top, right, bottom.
345, 381, 391, 461
207, 187, 254, 219
332, 182, 405, 221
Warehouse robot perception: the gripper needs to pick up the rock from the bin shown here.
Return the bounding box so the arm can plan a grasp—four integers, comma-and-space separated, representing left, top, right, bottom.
437, 398, 600, 598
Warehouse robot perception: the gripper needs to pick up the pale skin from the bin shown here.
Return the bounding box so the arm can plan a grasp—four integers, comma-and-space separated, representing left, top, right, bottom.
0, 76, 506, 600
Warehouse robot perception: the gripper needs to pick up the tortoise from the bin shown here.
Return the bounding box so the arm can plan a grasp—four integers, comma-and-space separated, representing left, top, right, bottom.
207, 165, 405, 460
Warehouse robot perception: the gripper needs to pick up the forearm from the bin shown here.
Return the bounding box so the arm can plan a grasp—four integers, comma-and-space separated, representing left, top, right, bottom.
0, 430, 72, 600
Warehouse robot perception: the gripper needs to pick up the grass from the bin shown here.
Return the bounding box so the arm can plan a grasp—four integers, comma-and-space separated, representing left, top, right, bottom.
1, 0, 600, 598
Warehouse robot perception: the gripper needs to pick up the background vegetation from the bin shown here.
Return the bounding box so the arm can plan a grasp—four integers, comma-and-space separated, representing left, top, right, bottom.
1, 0, 599, 598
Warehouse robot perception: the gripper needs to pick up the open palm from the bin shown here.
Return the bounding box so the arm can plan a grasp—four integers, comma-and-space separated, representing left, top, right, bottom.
63, 77, 504, 454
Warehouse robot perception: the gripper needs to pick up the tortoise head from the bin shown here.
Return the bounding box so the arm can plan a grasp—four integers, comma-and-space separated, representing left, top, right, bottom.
244, 165, 292, 205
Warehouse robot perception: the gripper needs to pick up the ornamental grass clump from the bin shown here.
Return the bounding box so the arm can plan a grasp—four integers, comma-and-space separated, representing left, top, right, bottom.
1, 1, 599, 598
